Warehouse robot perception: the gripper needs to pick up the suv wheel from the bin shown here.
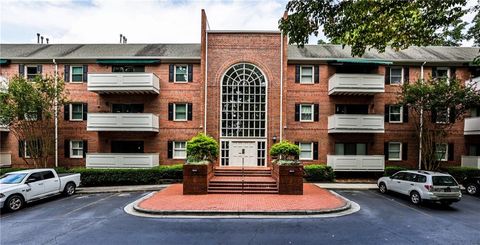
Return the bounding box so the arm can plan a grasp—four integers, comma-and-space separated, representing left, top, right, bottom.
378, 183, 387, 194
410, 191, 422, 205
466, 184, 478, 195
5, 194, 24, 212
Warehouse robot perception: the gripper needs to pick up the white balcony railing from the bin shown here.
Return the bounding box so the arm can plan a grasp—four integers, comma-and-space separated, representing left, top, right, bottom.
461, 156, 480, 169
466, 76, 480, 91
464, 117, 480, 135
88, 73, 160, 94
0, 124, 9, 132
87, 113, 159, 132
328, 73, 385, 95
328, 114, 385, 133
86, 153, 159, 169
327, 155, 385, 171
0, 152, 12, 167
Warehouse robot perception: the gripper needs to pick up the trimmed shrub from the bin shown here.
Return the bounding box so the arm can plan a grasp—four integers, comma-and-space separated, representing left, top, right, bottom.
304, 164, 335, 182
270, 140, 300, 162
384, 166, 408, 176
441, 167, 480, 182
186, 133, 219, 163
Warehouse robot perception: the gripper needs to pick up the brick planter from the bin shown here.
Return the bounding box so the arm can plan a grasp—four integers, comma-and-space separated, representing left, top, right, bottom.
272, 163, 304, 195
183, 163, 214, 195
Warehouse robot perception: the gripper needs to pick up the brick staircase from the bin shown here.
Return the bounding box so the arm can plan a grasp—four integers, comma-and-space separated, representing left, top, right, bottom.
208, 167, 278, 194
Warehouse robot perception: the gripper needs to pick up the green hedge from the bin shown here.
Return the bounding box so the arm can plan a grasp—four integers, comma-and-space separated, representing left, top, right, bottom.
384, 166, 408, 176
441, 167, 480, 182
304, 164, 335, 182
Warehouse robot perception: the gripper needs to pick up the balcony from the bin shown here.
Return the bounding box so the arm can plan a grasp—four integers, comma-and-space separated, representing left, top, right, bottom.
328, 114, 385, 133
464, 117, 480, 135
0, 124, 9, 132
328, 73, 385, 95
87, 113, 159, 132
327, 155, 385, 171
467, 76, 480, 91
461, 156, 480, 169
0, 152, 12, 167
86, 153, 159, 168
88, 73, 160, 94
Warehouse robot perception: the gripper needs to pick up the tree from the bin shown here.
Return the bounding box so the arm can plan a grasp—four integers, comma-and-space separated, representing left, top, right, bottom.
0, 75, 67, 167
186, 133, 219, 163
398, 78, 480, 170
279, 0, 469, 56
468, 3, 480, 47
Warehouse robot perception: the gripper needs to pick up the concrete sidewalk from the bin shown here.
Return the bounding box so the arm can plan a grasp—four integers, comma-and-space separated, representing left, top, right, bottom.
77, 184, 169, 194
315, 183, 378, 190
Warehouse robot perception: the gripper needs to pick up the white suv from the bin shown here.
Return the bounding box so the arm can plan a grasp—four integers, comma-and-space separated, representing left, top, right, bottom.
377, 170, 462, 206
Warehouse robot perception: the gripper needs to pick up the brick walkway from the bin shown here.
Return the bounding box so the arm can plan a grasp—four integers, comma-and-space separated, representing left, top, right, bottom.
136, 183, 348, 214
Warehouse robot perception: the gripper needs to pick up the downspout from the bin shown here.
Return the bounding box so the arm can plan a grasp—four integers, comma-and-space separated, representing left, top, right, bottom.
279, 33, 283, 141
204, 30, 208, 134
418, 61, 426, 170
53, 59, 58, 168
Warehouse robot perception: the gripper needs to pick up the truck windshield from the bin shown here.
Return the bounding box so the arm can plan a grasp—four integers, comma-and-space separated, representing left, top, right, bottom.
432, 176, 458, 186
0, 173, 28, 184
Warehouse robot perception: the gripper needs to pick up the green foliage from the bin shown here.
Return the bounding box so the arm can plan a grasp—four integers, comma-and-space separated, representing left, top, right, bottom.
441, 167, 480, 182
279, 0, 469, 57
269, 140, 300, 161
186, 133, 219, 163
467, 2, 480, 47
304, 164, 335, 182
384, 166, 409, 176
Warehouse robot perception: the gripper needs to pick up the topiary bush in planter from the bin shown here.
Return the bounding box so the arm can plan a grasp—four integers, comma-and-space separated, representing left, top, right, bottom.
269, 140, 301, 165
186, 132, 219, 164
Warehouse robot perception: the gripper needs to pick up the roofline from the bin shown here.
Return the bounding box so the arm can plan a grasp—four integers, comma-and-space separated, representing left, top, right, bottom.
0, 56, 201, 60
207, 30, 281, 34
287, 57, 474, 64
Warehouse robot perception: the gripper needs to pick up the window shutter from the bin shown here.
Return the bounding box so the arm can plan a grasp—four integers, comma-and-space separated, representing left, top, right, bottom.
385, 66, 390, 84
295, 104, 300, 121
448, 143, 454, 161
64, 104, 70, 121
168, 103, 174, 121
431, 109, 437, 123
450, 67, 456, 79
169, 64, 174, 82
83, 103, 88, 120
432, 67, 438, 78
19, 140, 25, 157
64, 140, 70, 158
313, 142, 319, 160
83, 140, 88, 158
403, 106, 409, 123
384, 143, 389, 159
403, 67, 409, 84
83, 65, 88, 82
402, 143, 408, 160
36, 107, 42, 120
188, 103, 193, 120
295, 65, 300, 83
19, 64, 25, 77
384, 105, 390, 122
167, 141, 173, 159
64, 65, 70, 82
449, 107, 456, 123
314, 104, 319, 121
37, 65, 43, 74
314, 65, 320, 83
188, 64, 193, 82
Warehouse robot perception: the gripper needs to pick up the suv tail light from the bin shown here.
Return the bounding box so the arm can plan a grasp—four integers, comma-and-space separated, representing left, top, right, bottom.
424, 185, 433, 191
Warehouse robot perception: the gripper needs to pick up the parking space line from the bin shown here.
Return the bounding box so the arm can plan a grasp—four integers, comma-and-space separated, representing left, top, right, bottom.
370, 191, 434, 218
61, 193, 117, 217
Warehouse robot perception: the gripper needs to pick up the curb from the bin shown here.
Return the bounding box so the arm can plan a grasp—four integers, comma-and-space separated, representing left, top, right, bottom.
315, 183, 378, 190
77, 185, 169, 194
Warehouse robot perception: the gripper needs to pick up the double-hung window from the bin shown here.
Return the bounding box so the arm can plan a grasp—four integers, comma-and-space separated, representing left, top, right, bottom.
26, 66, 39, 80
175, 65, 188, 83
436, 108, 449, 124
298, 142, 313, 160
390, 67, 403, 85
389, 105, 403, 123
300, 66, 314, 84
434, 67, 450, 79
300, 104, 314, 122
70, 66, 84, 83
173, 141, 187, 159
70, 140, 84, 158
174, 103, 188, 121
388, 142, 402, 161
435, 143, 448, 161
70, 104, 84, 121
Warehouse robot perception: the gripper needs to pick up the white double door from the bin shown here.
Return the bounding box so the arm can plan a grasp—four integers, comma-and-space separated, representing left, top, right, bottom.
229, 141, 258, 167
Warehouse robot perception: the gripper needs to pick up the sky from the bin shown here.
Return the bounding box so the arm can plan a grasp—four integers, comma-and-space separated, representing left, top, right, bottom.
0, 0, 477, 46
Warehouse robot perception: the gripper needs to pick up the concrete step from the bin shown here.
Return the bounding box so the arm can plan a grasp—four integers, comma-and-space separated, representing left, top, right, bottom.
208, 186, 278, 191
209, 183, 278, 188
214, 173, 272, 177
207, 189, 279, 194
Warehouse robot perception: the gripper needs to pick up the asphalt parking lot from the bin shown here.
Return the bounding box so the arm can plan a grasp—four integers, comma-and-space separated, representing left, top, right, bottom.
1, 190, 479, 245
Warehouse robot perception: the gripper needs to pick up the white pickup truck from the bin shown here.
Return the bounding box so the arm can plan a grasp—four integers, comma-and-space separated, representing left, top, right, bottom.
0, 169, 81, 211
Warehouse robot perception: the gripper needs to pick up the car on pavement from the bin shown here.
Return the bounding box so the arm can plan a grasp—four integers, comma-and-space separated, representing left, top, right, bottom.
462, 176, 480, 195
0, 169, 81, 212
377, 170, 462, 206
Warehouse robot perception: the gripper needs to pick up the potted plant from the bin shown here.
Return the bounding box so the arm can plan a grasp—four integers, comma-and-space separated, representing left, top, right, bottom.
270, 140, 304, 195
183, 133, 219, 194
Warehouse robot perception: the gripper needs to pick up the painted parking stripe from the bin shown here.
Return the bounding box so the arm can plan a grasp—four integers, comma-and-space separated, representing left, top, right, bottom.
370, 191, 433, 218
62, 193, 117, 217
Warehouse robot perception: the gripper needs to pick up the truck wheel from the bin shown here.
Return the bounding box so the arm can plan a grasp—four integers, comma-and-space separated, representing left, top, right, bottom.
64, 183, 76, 196
5, 194, 24, 212
466, 184, 478, 195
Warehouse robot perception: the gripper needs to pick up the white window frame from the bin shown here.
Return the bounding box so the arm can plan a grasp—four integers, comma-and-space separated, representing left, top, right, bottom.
299, 65, 314, 84
69, 104, 84, 121
435, 67, 450, 79
389, 105, 403, 123
70, 65, 84, 83
24, 111, 38, 121
435, 143, 448, 161
436, 108, 450, 124
389, 67, 403, 85
388, 142, 402, 161
298, 142, 313, 160
25, 65, 39, 80
70, 140, 84, 159
23, 141, 31, 158
173, 103, 188, 121
300, 104, 314, 122
173, 141, 187, 159
174, 65, 189, 83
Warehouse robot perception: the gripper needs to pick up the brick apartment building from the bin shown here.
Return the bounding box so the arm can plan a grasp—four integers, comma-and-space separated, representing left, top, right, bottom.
1, 11, 479, 171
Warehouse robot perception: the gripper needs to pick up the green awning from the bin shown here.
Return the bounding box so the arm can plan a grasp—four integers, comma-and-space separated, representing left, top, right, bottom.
96, 59, 161, 65
333, 58, 393, 65
0, 59, 10, 65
